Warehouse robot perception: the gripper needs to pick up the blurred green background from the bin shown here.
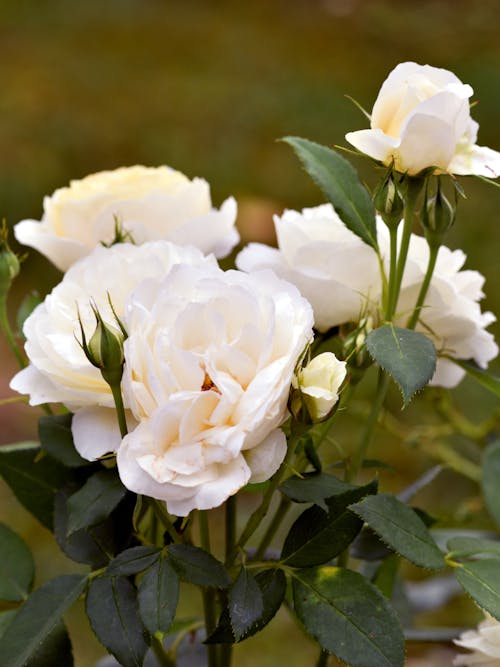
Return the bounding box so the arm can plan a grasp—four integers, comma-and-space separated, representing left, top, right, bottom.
0, 1, 499, 665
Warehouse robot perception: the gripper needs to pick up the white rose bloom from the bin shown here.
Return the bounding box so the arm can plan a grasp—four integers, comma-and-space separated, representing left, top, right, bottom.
114, 264, 314, 515
296, 352, 347, 421
389, 226, 498, 388
14, 165, 239, 271
346, 62, 500, 177
236, 204, 381, 331
454, 614, 500, 666
10, 242, 216, 458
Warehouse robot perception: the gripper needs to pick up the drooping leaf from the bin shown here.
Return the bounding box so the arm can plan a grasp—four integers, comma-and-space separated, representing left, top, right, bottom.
0, 523, 35, 601
0, 575, 86, 667
138, 553, 179, 634
282, 136, 377, 248
349, 494, 444, 570
282, 480, 377, 567
366, 326, 436, 405
206, 569, 286, 645
447, 536, 500, 559
0, 442, 73, 529
38, 414, 88, 468
229, 568, 263, 641
455, 560, 500, 620
168, 545, 230, 588
66, 469, 126, 535
107, 547, 161, 577
292, 567, 404, 667
448, 358, 500, 398
86, 576, 148, 667
482, 440, 500, 527
25, 622, 74, 667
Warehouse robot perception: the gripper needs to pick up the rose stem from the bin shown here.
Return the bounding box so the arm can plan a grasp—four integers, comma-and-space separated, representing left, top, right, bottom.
199, 511, 218, 667
315, 649, 329, 667
0, 295, 26, 369
109, 381, 128, 438
385, 225, 400, 321
406, 242, 439, 330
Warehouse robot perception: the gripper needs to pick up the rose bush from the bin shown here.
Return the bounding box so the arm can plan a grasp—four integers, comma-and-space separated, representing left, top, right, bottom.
346, 61, 500, 177
237, 204, 498, 388
236, 203, 381, 330
454, 615, 500, 666
14, 165, 238, 271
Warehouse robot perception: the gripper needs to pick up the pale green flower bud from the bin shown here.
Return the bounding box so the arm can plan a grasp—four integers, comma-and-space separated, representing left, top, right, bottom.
421, 179, 456, 246
342, 315, 373, 370
293, 352, 347, 422
78, 301, 125, 387
373, 171, 404, 229
0, 222, 20, 299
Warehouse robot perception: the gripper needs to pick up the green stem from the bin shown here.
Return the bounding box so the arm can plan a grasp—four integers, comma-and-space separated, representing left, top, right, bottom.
316, 649, 329, 667
0, 296, 26, 368
228, 427, 301, 566
150, 499, 182, 544
151, 634, 176, 667
109, 380, 128, 438
391, 178, 424, 317
225, 495, 237, 563
346, 371, 389, 483
406, 242, 439, 330
385, 225, 399, 321
199, 511, 218, 667
254, 496, 291, 561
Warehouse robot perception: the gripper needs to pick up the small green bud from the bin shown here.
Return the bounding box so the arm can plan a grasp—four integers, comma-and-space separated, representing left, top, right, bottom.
373, 171, 404, 228
78, 301, 125, 386
421, 179, 456, 245
0, 222, 20, 299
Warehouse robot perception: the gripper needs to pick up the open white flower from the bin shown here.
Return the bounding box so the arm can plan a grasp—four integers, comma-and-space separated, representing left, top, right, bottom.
346, 62, 500, 177
236, 204, 381, 331
10, 241, 216, 410
454, 614, 500, 666
115, 264, 314, 515
14, 165, 238, 271
390, 227, 498, 387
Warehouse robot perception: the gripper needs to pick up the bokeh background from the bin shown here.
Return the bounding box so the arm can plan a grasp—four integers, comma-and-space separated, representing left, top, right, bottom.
1, 1, 499, 665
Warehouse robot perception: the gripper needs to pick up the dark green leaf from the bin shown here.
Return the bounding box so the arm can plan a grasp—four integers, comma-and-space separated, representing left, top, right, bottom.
168, 545, 230, 588
0, 442, 72, 529
0, 610, 16, 639
0, 523, 34, 601
206, 569, 286, 645
280, 472, 357, 508
86, 576, 148, 667
38, 414, 88, 468
138, 554, 179, 634
455, 560, 500, 620
282, 481, 377, 567
25, 623, 73, 667
107, 547, 161, 577
16, 291, 41, 337
54, 487, 124, 567
282, 137, 377, 248
229, 568, 263, 641
292, 567, 404, 667
66, 469, 126, 535
0, 575, 86, 667
482, 440, 500, 527
349, 494, 444, 570
366, 326, 436, 406
448, 358, 500, 398
373, 555, 400, 598
447, 537, 500, 558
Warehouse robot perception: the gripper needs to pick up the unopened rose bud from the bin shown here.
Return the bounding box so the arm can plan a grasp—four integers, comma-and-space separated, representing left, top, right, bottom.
0, 222, 20, 299
294, 352, 347, 422
78, 302, 125, 386
421, 179, 456, 246
373, 171, 404, 228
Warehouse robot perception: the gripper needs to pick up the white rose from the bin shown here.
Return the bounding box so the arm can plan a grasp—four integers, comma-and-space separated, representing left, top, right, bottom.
14, 165, 239, 271
10, 240, 216, 412
454, 614, 500, 666
346, 62, 500, 177
236, 204, 381, 331
295, 352, 347, 421
113, 264, 314, 515
388, 225, 498, 388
